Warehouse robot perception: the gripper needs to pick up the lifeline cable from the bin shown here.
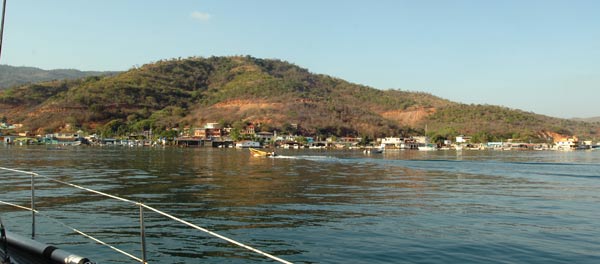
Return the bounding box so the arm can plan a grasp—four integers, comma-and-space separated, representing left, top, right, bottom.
0, 167, 293, 264
0, 200, 141, 263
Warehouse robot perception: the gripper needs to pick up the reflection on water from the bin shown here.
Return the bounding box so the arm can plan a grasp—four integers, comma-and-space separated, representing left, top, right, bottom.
1, 146, 600, 263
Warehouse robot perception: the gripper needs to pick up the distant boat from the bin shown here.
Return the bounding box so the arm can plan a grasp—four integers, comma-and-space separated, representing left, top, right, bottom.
370, 148, 383, 154
249, 148, 277, 157
363, 144, 384, 154
418, 143, 438, 151
363, 148, 383, 154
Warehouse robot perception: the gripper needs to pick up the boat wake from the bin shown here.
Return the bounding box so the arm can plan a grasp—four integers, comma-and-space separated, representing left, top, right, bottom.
273, 154, 600, 182
272, 155, 340, 162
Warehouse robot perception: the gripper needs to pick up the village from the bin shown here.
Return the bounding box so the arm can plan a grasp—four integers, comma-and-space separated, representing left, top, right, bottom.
1, 121, 599, 151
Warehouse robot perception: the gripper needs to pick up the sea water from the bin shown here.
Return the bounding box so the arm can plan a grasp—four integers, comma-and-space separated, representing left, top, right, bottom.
1, 146, 599, 263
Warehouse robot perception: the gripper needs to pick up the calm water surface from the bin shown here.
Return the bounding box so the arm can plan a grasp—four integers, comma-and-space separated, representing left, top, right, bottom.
1, 146, 599, 263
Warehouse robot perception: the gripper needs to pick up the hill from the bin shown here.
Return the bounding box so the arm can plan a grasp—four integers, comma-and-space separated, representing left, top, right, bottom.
0, 65, 118, 90
0, 56, 598, 142
425, 104, 599, 142
573, 117, 600, 123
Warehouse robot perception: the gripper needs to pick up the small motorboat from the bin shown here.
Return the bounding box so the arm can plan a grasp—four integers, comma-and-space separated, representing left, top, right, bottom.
363, 148, 383, 154
249, 148, 277, 157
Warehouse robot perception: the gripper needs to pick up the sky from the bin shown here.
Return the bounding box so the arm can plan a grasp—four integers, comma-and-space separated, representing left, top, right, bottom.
1, 0, 599, 118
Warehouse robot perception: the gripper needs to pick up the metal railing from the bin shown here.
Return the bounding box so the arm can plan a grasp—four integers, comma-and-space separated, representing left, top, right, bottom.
0, 167, 293, 264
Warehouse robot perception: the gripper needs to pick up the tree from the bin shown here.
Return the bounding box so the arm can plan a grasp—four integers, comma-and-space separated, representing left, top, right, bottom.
158, 129, 179, 139
295, 136, 308, 144
101, 119, 127, 138
471, 131, 492, 143
358, 135, 372, 146
65, 116, 79, 130
430, 134, 447, 145
281, 123, 297, 135
132, 119, 154, 132
232, 120, 246, 131
230, 128, 241, 141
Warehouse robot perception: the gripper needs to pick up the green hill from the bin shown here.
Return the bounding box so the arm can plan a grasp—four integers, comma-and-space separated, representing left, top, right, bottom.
573, 116, 600, 123
0, 65, 118, 90
0, 56, 598, 141
425, 104, 599, 142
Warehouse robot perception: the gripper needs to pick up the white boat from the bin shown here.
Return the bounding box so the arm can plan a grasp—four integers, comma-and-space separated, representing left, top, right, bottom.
363, 148, 383, 154
418, 143, 437, 151
364, 143, 385, 154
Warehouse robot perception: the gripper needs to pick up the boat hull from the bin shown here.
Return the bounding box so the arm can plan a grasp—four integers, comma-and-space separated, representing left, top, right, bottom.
249, 148, 276, 157
1, 231, 91, 264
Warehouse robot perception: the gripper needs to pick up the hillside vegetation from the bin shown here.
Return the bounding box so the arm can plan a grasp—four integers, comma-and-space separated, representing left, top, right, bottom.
573, 116, 600, 123
0, 65, 117, 90
425, 104, 599, 142
0, 56, 598, 141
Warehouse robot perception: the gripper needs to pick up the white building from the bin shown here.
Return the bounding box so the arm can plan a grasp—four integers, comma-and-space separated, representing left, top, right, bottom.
235, 141, 261, 148
204, 122, 221, 129
456, 135, 472, 143
554, 140, 577, 151
412, 136, 429, 144
256, 132, 274, 142
381, 137, 402, 146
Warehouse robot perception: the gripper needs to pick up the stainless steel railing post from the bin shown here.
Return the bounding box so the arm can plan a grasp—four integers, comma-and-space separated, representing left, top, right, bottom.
0, 0, 7, 62
139, 203, 147, 264
30, 172, 35, 240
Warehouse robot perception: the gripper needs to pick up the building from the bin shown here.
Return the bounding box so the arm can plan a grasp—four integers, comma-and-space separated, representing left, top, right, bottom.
235, 140, 261, 148
456, 135, 472, 143
256, 131, 274, 142
412, 136, 429, 144
18, 131, 35, 137
554, 136, 579, 151
242, 124, 256, 136
194, 128, 222, 139
381, 137, 402, 148
379, 137, 419, 149
193, 123, 224, 139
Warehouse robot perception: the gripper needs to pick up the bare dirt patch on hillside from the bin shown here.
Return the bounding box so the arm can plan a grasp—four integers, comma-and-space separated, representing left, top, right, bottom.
380, 107, 436, 126
213, 100, 285, 112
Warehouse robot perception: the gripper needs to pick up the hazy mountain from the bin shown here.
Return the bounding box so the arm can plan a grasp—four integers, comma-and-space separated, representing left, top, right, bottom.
573, 117, 600, 123
0, 65, 118, 90
0, 56, 598, 141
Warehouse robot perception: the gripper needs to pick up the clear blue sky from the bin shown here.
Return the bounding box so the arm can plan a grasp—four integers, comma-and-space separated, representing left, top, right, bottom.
2, 0, 599, 118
